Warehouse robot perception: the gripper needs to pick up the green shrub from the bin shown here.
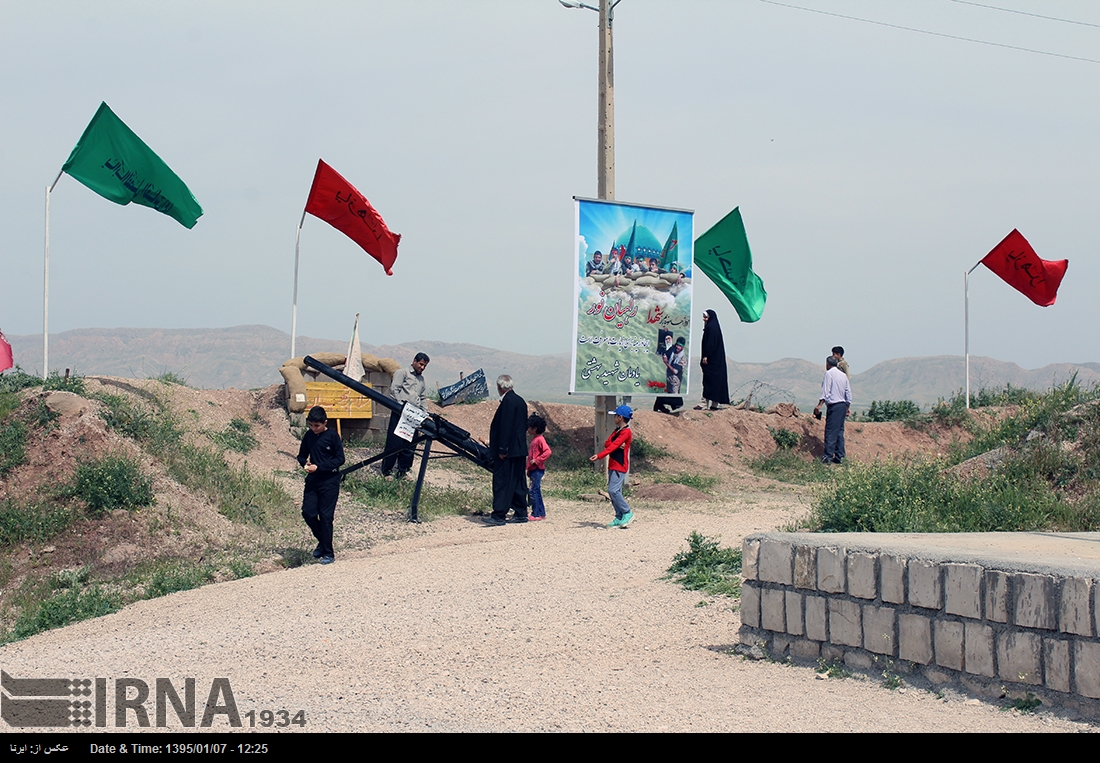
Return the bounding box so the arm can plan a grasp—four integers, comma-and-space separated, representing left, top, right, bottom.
866, 400, 921, 422
769, 427, 801, 450
42, 370, 85, 395
0, 367, 43, 394
69, 455, 155, 516
666, 531, 743, 597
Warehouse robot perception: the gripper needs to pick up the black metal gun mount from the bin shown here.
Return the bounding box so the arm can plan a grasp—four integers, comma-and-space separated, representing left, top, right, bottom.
302, 355, 494, 522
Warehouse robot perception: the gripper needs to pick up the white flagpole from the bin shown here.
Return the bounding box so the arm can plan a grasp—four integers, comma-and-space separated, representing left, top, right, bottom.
290, 210, 306, 360
43, 170, 63, 378
964, 261, 981, 409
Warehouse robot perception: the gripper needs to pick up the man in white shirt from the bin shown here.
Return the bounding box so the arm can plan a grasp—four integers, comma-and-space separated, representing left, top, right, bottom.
814, 355, 851, 464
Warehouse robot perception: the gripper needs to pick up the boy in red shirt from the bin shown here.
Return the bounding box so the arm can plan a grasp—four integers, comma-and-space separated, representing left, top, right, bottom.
590, 405, 634, 528
526, 414, 552, 520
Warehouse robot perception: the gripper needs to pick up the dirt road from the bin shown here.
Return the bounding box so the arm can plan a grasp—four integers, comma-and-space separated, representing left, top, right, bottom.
0, 496, 1090, 733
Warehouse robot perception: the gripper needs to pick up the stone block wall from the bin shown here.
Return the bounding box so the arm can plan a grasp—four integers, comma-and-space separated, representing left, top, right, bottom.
740, 533, 1100, 710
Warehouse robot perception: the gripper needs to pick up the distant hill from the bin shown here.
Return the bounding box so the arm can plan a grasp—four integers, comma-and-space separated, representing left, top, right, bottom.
8, 327, 1098, 410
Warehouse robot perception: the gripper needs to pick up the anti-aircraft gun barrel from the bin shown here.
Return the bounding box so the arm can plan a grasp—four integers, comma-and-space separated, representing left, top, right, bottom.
302, 355, 494, 473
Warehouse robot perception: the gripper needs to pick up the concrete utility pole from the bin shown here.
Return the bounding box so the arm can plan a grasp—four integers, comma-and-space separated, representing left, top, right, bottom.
562, 0, 622, 456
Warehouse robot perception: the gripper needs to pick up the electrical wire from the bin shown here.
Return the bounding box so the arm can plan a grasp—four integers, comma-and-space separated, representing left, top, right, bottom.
758, 0, 1100, 65
949, 0, 1100, 30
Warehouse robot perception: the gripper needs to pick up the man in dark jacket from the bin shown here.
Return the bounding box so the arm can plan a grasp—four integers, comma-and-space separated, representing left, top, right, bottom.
484, 375, 529, 526
297, 406, 345, 564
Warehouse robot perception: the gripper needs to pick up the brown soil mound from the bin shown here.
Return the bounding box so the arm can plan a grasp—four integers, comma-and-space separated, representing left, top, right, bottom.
630, 482, 711, 501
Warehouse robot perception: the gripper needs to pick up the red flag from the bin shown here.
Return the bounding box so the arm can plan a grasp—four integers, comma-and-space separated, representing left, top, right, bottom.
980, 229, 1068, 307
303, 159, 400, 275
0, 329, 12, 372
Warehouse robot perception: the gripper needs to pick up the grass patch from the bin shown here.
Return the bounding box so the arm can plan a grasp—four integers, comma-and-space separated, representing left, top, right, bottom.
140, 560, 216, 599
0, 419, 27, 476
166, 444, 294, 526
749, 449, 833, 485
5, 568, 121, 643
665, 531, 743, 598
631, 433, 670, 462
653, 473, 719, 493
802, 378, 1100, 534
67, 455, 155, 517
0, 500, 77, 547
207, 417, 258, 454
342, 471, 485, 519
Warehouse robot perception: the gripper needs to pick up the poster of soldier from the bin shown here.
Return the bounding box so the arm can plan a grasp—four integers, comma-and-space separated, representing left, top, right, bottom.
571, 198, 694, 396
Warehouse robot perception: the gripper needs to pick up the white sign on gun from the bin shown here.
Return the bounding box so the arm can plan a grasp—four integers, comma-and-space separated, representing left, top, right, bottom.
394, 402, 429, 442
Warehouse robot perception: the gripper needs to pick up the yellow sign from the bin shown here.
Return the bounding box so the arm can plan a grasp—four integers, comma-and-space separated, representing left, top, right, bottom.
305, 381, 373, 419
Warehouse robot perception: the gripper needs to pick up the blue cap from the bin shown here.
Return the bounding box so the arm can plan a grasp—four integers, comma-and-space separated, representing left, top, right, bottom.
611, 405, 633, 419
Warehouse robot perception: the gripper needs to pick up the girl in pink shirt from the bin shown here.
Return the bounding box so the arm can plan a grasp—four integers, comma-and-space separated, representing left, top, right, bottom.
526, 414, 552, 520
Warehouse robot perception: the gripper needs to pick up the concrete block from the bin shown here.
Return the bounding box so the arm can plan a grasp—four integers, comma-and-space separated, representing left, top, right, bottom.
758, 540, 793, 585
771, 633, 792, 658
985, 570, 1009, 623
760, 588, 786, 632
880, 554, 906, 605
829, 599, 862, 648
959, 675, 1003, 698
1074, 641, 1100, 699
964, 622, 994, 677
1014, 573, 1056, 630
1060, 577, 1093, 636
848, 552, 877, 600
817, 547, 846, 594
741, 584, 760, 629
1045, 639, 1070, 693
742, 539, 760, 581
805, 596, 827, 642
794, 545, 816, 590
845, 651, 874, 671
922, 666, 955, 685
821, 644, 844, 664
898, 614, 932, 665
934, 620, 964, 671
790, 639, 821, 661
739, 629, 767, 647
785, 591, 803, 636
996, 631, 1042, 686
862, 605, 896, 655
944, 564, 983, 620
908, 560, 941, 610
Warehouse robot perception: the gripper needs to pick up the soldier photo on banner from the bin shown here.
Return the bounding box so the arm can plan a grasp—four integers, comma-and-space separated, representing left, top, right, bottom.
570, 198, 694, 396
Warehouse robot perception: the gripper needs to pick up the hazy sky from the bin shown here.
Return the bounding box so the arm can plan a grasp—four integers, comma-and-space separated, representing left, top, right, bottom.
2, 0, 1097, 374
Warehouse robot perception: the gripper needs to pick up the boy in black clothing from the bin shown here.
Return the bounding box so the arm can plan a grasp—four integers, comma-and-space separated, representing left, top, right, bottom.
297, 406, 345, 564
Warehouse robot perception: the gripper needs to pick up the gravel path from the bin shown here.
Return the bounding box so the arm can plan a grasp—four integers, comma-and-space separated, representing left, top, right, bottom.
0, 496, 1091, 733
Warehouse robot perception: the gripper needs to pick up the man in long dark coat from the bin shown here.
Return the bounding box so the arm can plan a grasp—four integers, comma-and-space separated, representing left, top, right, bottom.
484, 375, 529, 526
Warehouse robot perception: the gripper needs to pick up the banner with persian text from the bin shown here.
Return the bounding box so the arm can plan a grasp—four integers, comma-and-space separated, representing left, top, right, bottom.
571, 198, 694, 396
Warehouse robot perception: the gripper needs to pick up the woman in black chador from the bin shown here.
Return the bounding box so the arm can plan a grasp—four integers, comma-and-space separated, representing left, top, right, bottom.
698, 309, 730, 410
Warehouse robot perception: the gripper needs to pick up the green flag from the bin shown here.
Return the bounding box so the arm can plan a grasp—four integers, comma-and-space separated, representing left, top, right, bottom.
658, 221, 678, 271
61, 102, 203, 229
694, 207, 767, 322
